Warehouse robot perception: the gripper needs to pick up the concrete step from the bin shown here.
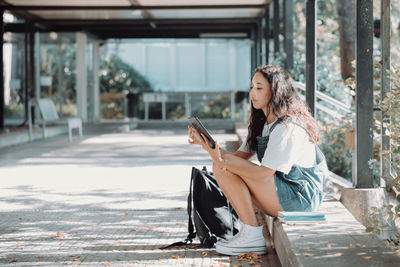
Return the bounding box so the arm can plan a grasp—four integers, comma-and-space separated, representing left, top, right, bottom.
266, 200, 400, 267
0, 125, 68, 150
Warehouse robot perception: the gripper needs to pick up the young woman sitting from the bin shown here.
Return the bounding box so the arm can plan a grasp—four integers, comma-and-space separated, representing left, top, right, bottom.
188, 65, 327, 255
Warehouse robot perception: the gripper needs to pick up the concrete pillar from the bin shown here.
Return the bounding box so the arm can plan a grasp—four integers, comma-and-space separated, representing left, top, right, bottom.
76, 32, 87, 122
93, 41, 100, 122
57, 43, 63, 118
340, 188, 397, 239
34, 32, 41, 121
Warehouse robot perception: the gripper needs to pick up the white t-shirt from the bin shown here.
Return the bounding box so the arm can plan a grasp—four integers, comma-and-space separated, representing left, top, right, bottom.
238, 118, 316, 174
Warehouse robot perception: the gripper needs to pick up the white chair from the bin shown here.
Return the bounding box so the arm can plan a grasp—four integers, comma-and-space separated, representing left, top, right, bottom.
28, 98, 83, 142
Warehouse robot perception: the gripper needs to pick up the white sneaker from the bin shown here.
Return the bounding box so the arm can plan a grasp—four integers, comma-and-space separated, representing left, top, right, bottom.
216, 223, 267, 255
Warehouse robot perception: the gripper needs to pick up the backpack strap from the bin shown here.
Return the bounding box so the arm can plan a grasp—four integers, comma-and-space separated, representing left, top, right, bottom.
159, 167, 197, 249
185, 167, 198, 241
269, 117, 284, 133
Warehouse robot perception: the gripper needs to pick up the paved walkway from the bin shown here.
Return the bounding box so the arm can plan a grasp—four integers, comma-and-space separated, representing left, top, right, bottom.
0, 125, 280, 266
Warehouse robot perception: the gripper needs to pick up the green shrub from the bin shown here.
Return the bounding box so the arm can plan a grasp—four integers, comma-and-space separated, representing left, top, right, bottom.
99, 92, 125, 120
4, 103, 24, 118
99, 55, 153, 119
318, 116, 353, 179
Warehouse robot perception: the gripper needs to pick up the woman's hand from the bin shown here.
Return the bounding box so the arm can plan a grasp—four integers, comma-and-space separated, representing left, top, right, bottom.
188, 126, 224, 168
188, 126, 203, 146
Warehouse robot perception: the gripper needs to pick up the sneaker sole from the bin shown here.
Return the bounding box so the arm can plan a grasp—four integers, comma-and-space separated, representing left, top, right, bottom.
216, 244, 267, 256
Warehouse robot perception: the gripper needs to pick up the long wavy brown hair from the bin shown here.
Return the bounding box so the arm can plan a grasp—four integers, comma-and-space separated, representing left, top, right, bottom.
246, 65, 320, 151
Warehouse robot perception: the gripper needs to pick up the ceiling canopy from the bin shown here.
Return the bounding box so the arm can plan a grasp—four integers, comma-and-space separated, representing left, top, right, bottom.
2, 0, 270, 39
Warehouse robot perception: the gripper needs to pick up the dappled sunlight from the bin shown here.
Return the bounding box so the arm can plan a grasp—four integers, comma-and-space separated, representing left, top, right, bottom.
0, 209, 260, 266
0, 129, 270, 265
0, 165, 193, 211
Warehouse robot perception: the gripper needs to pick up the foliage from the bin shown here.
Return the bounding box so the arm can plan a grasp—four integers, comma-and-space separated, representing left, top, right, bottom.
196, 101, 231, 119
367, 204, 400, 244
381, 65, 400, 189
318, 116, 353, 178
99, 55, 152, 95
365, 64, 400, 242
166, 103, 186, 120
4, 103, 24, 118
100, 92, 125, 120
192, 95, 232, 119
60, 44, 77, 102
146, 103, 187, 120
40, 43, 76, 107
99, 54, 154, 119
290, 1, 351, 102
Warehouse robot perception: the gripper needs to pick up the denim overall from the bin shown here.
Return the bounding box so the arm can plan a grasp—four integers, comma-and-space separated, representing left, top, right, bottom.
256, 119, 326, 211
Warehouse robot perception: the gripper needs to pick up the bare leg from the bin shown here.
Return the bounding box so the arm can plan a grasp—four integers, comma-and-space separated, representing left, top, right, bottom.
213, 163, 259, 226
213, 163, 282, 226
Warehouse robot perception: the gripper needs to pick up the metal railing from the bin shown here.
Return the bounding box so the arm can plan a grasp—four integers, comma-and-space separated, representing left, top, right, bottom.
294, 81, 352, 118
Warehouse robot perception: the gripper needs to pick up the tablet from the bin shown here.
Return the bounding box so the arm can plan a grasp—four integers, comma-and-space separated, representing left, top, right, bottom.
189, 116, 216, 149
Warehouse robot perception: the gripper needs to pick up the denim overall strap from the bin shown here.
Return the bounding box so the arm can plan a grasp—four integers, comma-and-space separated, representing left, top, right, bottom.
256, 117, 284, 162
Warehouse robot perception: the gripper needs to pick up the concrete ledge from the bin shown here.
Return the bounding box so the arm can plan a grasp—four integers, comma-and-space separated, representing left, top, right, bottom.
139, 119, 236, 131
266, 200, 400, 267
0, 125, 67, 149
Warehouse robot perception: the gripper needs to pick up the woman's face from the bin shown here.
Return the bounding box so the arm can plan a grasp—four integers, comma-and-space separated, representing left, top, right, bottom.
250, 72, 272, 111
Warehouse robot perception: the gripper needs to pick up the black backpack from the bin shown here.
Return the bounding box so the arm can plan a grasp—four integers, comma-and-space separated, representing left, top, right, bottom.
163, 166, 238, 248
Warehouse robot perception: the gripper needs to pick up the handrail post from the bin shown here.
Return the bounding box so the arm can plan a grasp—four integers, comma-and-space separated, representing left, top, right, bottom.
306, 0, 316, 117
355, 0, 374, 188
284, 0, 294, 70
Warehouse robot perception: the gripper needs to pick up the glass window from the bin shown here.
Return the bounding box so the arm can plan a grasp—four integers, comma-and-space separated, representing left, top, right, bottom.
235, 42, 251, 91
176, 43, 202, 91
206, 42, 229, 91
146, 44, 171, 91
